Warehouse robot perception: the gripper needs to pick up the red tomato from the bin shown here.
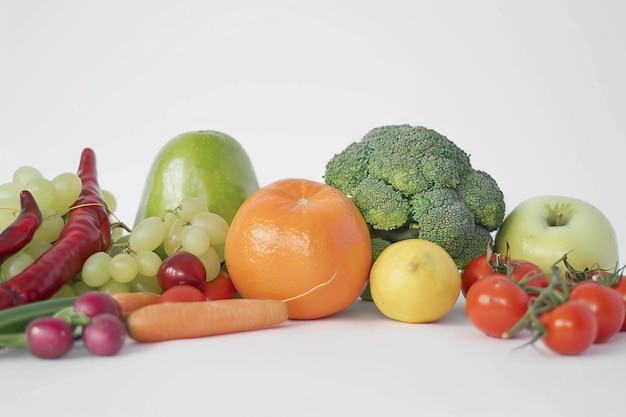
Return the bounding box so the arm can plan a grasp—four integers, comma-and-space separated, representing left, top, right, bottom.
461, 253, 504, 297
158, 285, 207, 303
157, 251, 206, 291
464, 274, 529, 338
202, 269, 236, 300
539, 300, 597, 355
509, 260, 547, 295
461, 253, 545, 298
569, 280, 626, 343
612, 276, 626, 332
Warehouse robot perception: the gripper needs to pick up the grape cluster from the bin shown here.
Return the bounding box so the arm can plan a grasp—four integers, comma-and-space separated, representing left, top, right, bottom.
0, 164, 116, 283
78, 196, 229, 296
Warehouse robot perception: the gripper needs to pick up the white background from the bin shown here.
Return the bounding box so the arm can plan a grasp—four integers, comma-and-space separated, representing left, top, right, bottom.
1, 1, 625, 416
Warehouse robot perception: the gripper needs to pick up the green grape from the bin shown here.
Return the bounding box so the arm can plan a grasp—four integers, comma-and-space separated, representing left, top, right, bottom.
99, 279, 131, 295
130, 274, 162, 294
177, 197, 209, 222
101, 189, 117, 213
129, 216, 167, 253
0, 182, 19, 200
109, 253, 139, 283
197, 246, 221, 282
191, 211, 230, 246
13, 165, 43, 189
50, 172, 82, 212
134, 250, 162, 277
1, 252, 35, 280
110, 227, 128, 248
180, 225, 211, 257
23, 239, 53, 259
213, 243, 225, 263
51, 284, 76, 299
33, 207, 65, 243
164, 218, 184, 256
24, 177, 57, 209
82, 251, 113, 287
71, 279, 94, 294
0, 193, 18, 233
115, 233, 130, 244
0, 195, 20, 211
0, 204, 18, 233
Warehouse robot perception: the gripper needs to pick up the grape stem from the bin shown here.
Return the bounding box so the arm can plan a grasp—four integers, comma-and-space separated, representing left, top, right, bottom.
110, 221, 133, 233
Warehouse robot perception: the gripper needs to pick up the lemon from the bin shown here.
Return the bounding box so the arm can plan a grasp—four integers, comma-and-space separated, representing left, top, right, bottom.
370, 239, 461, 323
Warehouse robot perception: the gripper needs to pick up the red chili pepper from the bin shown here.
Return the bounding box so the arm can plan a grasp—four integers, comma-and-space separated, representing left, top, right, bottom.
0, 148, 111, 310
0, 190, 42, 265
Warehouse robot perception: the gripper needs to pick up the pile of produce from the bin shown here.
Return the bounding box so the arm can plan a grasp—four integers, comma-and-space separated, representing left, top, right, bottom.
0, 124, 624, 359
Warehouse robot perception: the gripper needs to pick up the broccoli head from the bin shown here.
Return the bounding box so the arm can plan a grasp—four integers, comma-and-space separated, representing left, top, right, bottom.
323, 124, 505, 269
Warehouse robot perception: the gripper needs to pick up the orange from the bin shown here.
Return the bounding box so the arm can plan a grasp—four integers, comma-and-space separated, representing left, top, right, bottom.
224, 178, 372, 319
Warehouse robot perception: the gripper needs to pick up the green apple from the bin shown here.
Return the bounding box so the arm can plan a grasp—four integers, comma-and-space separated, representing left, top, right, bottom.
494, 195, 619, 276
134, 130, 259, 227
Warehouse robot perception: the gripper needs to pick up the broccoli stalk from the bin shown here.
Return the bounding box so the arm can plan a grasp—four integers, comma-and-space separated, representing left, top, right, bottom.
359, 237, 392, 301
324, 124, 505, 270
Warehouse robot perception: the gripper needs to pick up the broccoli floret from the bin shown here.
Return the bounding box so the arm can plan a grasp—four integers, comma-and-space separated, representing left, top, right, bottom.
457, 169, 505, 231
323, 141, 371, 196
410, 188, 476, 260
456, 225, 494, 269
323, 124, 505, 269
371, 236, 392, 263
351, 176, 411, 231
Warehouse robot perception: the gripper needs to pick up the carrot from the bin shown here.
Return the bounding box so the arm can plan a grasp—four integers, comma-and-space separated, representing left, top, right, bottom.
112, 292, 161, 318
126, 298, 289, 343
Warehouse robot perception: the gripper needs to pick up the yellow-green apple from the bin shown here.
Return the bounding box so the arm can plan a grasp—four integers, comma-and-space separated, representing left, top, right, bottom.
494, 195, 619, 276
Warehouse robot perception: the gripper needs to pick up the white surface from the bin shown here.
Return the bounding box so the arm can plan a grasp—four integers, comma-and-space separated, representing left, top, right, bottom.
2, 299, 626, 417
1, 1, 625, 416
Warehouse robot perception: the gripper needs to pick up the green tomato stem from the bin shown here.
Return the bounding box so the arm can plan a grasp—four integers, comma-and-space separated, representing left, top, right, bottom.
502, 266, 563, 339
